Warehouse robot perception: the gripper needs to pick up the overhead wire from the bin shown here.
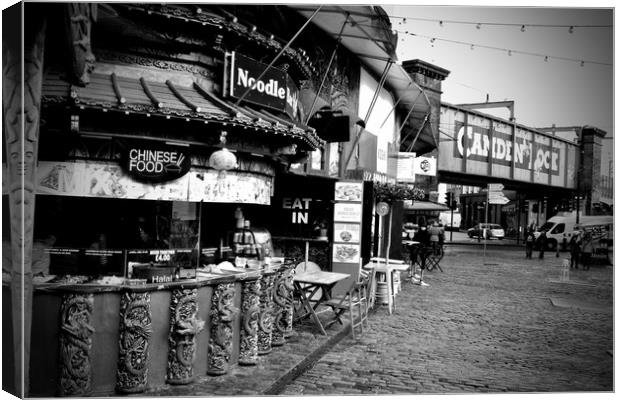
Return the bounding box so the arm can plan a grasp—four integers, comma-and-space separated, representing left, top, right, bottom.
391, 29, 612, 66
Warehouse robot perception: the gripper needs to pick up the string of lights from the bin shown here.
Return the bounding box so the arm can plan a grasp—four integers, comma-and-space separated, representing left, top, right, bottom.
392, 28, 612, 67
390, 15, 612, 32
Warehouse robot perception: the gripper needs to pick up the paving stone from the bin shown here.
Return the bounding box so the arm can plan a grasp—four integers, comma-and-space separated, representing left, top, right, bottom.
278, 246, 612, 395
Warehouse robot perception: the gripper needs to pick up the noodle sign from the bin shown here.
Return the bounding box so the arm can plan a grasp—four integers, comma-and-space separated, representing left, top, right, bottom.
122, 143, 191, 183
228, 52, 300, 119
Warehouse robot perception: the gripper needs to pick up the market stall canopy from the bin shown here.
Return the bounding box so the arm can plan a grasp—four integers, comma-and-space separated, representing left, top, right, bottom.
42, 71, 324, 150
404, 201, 449, 212
289, 5, 435, 154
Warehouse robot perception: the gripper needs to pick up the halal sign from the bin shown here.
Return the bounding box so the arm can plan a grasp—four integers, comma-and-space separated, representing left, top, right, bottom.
122, 142, 191, 183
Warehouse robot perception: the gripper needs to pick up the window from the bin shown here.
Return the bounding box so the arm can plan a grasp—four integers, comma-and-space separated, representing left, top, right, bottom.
551, 223, 565, 234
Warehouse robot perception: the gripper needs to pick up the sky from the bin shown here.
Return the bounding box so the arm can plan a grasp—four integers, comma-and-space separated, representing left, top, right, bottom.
383, 5, 613, 136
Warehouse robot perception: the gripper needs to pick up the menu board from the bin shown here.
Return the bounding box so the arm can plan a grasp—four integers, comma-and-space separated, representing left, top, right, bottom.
332, 182, 364, 264
334, 223, 360, 243
334, 203, 363, 222
48, 247, 125, 277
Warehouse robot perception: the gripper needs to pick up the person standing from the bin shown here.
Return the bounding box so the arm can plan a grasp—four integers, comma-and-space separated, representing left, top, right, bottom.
581, 232, 594, 270
429, 221, 442, 255
568, 232, 582, 269
525, 229, 535, 259
536, 231, 547, 259
412, 225, 431, 286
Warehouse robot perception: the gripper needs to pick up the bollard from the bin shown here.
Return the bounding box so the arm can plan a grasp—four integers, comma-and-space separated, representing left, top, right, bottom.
561, 258, 570, 282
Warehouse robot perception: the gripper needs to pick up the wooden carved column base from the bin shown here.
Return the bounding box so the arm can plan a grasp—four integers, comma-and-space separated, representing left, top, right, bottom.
257, 273, 276, 355
238, 278, 261, 366
58, 293, 95, 397
207, 283, 238, 376
166, 289, 205, 385
116, 292, 152, 394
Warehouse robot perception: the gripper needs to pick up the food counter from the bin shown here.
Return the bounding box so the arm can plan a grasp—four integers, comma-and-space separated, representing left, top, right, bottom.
4, 261, 295, 397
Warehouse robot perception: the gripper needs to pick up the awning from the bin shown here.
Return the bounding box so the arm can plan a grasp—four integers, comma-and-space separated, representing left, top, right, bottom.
289, 5, 435, 154
42, 71, 324, 150
404, 201, 449, 212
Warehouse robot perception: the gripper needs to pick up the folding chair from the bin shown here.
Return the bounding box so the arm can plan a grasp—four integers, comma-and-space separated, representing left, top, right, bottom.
426, 245, 444, 272
324, 269, 373, 339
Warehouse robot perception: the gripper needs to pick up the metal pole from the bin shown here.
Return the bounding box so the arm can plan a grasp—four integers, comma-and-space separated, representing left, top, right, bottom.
450, 203, 454, 242
484, 186, 489, 258
234, 6, 323, 107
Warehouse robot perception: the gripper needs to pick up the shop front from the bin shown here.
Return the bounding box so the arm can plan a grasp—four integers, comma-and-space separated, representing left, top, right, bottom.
2, 3, 327, 396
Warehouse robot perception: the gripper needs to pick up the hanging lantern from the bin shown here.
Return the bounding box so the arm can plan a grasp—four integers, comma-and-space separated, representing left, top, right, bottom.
209, 131, 237, 171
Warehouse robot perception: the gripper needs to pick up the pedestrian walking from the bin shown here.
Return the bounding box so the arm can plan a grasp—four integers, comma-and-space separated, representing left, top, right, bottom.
536, 230, 547, 259
525, 229, 535, 259
412, 225, 431, 286
581, 232, 594, 270
568, 232, 582, 269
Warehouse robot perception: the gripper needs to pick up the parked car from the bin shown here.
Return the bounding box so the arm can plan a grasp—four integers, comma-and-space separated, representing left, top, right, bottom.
467, 223, 505, 239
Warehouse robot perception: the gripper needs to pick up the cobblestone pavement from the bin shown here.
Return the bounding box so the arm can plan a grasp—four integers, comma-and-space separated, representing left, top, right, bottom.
280, 246, 614, 395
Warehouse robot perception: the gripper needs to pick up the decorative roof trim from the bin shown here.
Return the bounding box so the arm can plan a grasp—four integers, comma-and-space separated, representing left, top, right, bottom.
120, 4, 316, 79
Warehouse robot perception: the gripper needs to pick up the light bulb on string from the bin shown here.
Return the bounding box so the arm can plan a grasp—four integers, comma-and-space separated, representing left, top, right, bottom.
508, 50, 512, 56
520, 25, 526, 32
439, 20, 443, 27
470, 44, 474, 50
580, 61, 585, 67
476, 23, 481, 30
544, 56, 548, 62
569, 26, 574, 33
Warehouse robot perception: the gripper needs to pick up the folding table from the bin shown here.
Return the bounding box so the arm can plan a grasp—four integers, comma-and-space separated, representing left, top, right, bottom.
293, 270, 350, 335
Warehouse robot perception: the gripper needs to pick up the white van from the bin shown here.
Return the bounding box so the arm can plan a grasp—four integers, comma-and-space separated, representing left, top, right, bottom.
535, 212, 613, 251
439, 211, 461, 231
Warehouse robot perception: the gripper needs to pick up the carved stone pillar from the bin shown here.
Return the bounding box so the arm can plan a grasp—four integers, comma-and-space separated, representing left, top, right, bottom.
238, 278, 261, 366
207, 283, 238, 376
257, 271, 276, 355
116, 292, 152, 394
58, 293, 95, 396
166, 289, 205, 385
3, 4, 46, 395
271, 267, 291, 347
283, 265, 295, 338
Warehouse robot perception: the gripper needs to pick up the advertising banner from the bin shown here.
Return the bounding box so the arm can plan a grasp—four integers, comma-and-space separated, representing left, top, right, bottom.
187, 170, 272, 204
36, 161, 272, 204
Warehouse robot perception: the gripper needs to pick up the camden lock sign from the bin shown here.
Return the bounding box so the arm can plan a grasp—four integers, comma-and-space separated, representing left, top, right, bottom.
454, 122, 561, 176
121, 142, 191, 183
228, 52, 300, 119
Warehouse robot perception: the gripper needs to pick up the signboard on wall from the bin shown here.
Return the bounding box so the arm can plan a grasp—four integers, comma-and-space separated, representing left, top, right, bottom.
397, 152, 416, 182
454, 121, 560, 176
120, 142, 191, 183
228, 52, 299, 119
413, 156, 437, 176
